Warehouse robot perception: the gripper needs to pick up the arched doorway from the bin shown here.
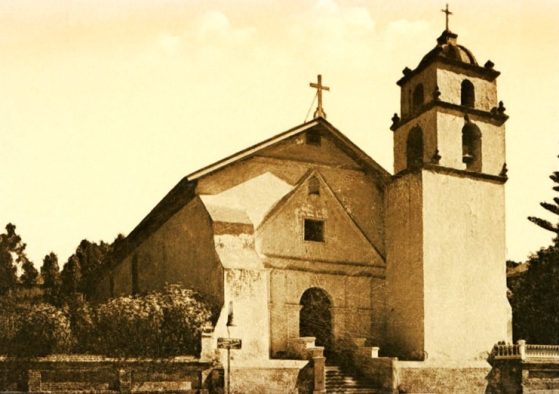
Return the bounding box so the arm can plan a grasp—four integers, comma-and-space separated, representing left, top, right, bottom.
299, 288, 333, 352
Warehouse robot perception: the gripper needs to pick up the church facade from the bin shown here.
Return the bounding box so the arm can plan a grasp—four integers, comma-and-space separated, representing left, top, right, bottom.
96, 26, 512, 389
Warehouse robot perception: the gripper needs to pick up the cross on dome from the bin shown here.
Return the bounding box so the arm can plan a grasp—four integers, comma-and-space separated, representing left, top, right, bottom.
441, 4, 453, 31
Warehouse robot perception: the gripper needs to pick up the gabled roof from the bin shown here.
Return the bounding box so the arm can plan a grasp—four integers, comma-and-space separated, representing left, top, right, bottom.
187, 117, 391, 185
110, 117, 389, 265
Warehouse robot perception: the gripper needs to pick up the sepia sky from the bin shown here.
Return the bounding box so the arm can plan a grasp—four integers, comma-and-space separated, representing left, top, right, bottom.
1, 0, 558, 267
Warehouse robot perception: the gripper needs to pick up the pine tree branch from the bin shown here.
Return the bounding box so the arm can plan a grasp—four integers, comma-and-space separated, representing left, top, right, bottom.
528, 216, 558, 234
540, 202, 559, 216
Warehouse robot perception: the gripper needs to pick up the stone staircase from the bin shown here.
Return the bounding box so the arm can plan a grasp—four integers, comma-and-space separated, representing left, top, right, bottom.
325, 364, 380, 393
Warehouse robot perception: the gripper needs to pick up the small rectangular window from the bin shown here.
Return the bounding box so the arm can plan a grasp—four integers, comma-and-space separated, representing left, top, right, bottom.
304, 219, 324, 242
308, 177, 320, 195
306, 131, 321, 146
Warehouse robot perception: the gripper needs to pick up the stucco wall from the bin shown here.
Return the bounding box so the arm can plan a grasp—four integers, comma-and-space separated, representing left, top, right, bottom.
396, 361, 491, 393
196, 135, 386, 256
211, 267, 271, 363
385, 172, 425, 359
111, 197, 224, 304
437, 67, 498, 111
400, 63, 438, 118
268, 268, 385, 356
436, 112, 505, 176
393, 110, 438, 174
422, 170, 511, 362
257, 171, 382, 265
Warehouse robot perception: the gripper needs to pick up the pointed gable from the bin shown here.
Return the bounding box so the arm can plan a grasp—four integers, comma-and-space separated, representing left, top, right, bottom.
189, 118, 390, 190
257, 171, 384, 266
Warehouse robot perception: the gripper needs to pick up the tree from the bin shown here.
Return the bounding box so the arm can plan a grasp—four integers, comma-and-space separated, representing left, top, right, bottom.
0, 246, 17, 294
509, 160, 559, 343
73, 239, 111, 297
0, 223, 29, 293
64, 234, 124, 299
528, 158, 559, 244
61, 256, 82, 297
41, 252, 61, 304
20, 258, 39, 286
509, 244, 559, 343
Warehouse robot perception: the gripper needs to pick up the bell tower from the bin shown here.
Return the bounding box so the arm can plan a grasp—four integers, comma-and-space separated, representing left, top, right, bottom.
385, 24, 512, 362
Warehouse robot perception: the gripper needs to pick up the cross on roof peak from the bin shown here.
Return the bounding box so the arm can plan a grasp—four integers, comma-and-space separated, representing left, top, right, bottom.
441, 4, 453, 31
309, 74, 330, 119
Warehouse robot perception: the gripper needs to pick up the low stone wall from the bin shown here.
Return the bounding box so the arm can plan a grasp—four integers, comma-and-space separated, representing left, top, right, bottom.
486, 341, 559, 393
229, 360, 310, 394
488, 358, 559, 392
0, 355, 222, 393
396, 361, 491, 393
355, 355, 398, 392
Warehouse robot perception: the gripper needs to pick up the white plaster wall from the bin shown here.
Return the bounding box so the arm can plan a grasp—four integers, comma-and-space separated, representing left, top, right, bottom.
479, 121, 506, 176
110, 197, 224, 303
385, 173, 425, 360
213, 268, 271, 363
257, 172, 382, 265
437, 68, 498, 111
400, 63, 438, 118
196, 142, 386, 255
437, 112, 506, 176
393, 111, 438, 174
422, 171, 511, 362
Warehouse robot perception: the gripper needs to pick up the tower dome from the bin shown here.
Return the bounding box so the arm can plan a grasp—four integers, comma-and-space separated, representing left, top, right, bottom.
418, 30, 478, 68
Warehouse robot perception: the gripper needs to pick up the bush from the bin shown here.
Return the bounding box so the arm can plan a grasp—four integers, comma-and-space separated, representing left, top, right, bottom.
0, 284, 216, 357
92, 284, 216, 357
11, 303, 75, 356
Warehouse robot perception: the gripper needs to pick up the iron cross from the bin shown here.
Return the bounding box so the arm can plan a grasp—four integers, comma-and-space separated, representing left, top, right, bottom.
310, 74, 330, 119
441, 4, 452, 31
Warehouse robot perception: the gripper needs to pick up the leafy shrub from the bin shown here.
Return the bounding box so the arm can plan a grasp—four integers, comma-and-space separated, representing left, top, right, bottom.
92, 284, 216, 357
11, 303, 75, 356
0, 284, 216, 357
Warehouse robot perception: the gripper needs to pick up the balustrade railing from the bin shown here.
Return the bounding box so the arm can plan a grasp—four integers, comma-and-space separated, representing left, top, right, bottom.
491, 340, 559, 361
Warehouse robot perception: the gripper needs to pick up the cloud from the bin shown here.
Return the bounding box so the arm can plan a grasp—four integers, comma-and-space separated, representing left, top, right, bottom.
158, 33, 182, 55
194, 11, 255, 44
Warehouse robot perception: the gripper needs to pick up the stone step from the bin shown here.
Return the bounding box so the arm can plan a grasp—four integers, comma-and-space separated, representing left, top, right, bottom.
46, 391, 118, 394
132, 380, 192, 392
41, 382, 111, 391
325, 364, 379, 393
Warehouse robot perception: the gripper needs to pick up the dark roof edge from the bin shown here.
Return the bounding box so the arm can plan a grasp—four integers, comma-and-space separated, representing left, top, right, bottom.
187, 117, 392, 185
393, 164, 508, 184
317, 119, 392, 182
110, 178, 198, 265
391, 100, 509, 131
397, 55, 500, 86
187, 118, 320, 180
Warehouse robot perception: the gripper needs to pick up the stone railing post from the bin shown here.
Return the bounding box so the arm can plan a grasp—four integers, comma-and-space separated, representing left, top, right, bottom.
312, 352, 326, 394
518, 340, 526, 361
27, 370, 41, 392
117, 368, 132, 394
200, 331, 214, 362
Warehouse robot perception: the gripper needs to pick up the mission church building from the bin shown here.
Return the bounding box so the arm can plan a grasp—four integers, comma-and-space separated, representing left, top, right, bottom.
96, 14, 512, 392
